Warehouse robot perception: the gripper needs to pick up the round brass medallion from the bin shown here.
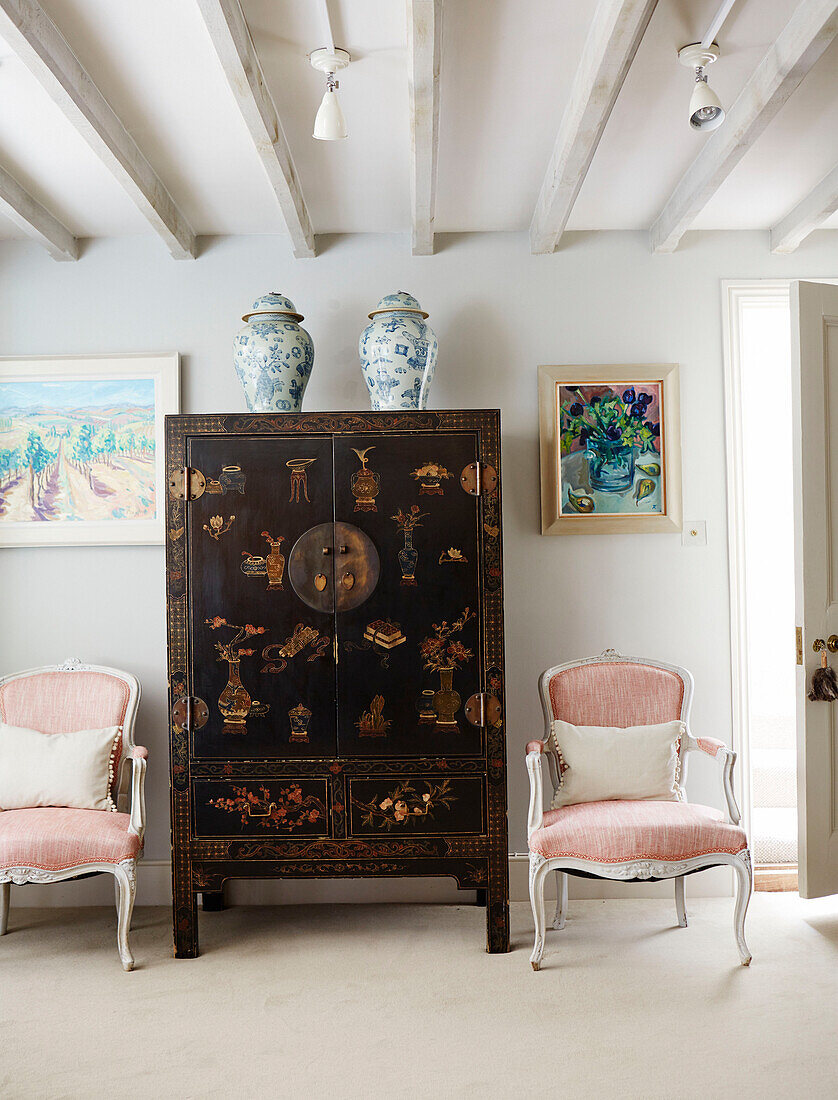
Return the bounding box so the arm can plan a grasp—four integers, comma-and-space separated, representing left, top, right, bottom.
289, 522, 380, 612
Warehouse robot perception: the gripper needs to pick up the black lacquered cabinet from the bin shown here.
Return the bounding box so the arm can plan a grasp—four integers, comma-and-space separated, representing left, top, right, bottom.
165, 411, 509, 956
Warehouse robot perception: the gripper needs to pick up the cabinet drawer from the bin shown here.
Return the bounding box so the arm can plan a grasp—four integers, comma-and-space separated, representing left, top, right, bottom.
348, 775, 485, 837
193, 778, 330, 839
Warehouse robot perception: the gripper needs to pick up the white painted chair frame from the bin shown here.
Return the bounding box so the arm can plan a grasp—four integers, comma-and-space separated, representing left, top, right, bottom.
0, 658, 145, 971
527, 651, 752, 970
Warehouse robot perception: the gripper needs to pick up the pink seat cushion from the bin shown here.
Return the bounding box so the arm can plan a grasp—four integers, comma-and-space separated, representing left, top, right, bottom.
529, 800, 747, 864
0, 807, 142, 871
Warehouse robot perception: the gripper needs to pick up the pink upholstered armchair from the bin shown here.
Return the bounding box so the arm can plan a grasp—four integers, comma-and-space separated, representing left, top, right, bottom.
526, 651, 752, 970
0, 658, 145, 971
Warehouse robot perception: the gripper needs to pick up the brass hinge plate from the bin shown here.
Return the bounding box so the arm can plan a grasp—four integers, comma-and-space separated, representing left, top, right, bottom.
460, 462, 498, 496
168, 467, 206, 501
464, 693, 502, 727
171, 696, 209, 731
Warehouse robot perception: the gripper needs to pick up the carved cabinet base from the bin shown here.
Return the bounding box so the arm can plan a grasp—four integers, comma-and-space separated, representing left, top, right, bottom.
166, 411, 509, 955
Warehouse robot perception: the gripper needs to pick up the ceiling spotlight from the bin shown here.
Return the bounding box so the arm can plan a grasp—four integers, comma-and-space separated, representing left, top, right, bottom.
678, 43, 725, 132
310, 47, 351, 141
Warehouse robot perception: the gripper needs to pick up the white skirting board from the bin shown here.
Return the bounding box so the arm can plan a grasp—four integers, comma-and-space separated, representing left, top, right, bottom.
7, 857, 733, 907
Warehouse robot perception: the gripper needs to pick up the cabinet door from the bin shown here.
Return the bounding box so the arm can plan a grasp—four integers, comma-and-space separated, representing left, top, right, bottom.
334, 431, 483, 757
187, 434, 337, 759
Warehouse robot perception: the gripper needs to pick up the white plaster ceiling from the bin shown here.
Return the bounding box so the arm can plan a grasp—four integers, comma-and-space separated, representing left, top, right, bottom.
0, 0, 835, 245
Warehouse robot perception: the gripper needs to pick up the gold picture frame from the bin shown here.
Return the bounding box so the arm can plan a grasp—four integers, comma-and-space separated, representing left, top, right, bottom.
539, 363, 682, 535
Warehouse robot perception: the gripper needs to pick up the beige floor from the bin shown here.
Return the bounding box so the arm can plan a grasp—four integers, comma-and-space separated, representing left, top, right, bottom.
1, 894, 836, 1099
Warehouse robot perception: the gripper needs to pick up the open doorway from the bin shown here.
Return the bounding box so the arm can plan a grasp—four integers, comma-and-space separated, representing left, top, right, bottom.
724, 282, 797, 890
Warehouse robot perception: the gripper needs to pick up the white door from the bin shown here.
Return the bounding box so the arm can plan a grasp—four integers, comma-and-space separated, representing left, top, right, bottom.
792, 280, 838, 898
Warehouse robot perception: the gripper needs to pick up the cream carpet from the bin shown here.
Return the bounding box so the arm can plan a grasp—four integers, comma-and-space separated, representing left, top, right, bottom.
1, 894, 836, 1099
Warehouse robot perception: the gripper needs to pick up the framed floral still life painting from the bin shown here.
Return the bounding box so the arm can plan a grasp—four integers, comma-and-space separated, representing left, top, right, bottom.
0, 354, 179, 547
539, 364, 682, 534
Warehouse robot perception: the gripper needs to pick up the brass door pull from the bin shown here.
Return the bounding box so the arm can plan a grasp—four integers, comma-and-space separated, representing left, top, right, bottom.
341, 572, 355, 590
314, 573, 328, 591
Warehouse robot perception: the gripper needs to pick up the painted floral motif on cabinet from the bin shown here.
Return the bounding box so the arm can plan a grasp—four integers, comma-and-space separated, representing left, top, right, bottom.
204, 618, 269, 734
353, 780, 456, 829
391, 504, 429, 586
410, 462, 452, 495
209, 784, 325, 830
420, 608, 475, 729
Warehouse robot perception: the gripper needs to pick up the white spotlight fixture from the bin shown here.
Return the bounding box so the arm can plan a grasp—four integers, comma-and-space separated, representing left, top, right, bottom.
310, 47, 351, 141
678, 43, 725, 132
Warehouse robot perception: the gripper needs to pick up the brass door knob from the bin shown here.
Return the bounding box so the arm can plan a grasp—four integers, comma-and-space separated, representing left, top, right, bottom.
813, 636, 838, 653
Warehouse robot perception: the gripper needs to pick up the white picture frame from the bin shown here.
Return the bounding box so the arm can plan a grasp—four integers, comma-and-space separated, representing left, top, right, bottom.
0, 353, 180, 546
539, 363, 682, 535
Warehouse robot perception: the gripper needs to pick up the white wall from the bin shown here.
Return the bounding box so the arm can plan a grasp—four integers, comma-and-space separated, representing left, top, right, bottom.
3, 228, 838, 903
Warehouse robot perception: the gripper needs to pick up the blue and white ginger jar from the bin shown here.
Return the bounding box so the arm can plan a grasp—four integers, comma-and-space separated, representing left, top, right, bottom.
233, 293, 314, 412
359, 291, 438, 410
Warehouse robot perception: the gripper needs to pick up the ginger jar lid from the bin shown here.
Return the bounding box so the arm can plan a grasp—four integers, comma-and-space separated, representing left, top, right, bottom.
368, 291, 429, 320
242, 292, 304, 323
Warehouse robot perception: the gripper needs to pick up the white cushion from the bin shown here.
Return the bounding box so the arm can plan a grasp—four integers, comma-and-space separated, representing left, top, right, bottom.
0, 723, 121, 811
549, 718, 684, 809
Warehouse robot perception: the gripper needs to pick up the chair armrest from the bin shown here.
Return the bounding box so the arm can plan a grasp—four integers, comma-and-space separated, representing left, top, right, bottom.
685, 734, 741, 825
128, 747, 148, 839
694, 737, 727, 759
526, 747, 546, 838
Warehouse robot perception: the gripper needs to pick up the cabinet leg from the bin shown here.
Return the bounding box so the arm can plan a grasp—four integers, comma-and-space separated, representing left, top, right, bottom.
202, 888, 227, 912
173, 883, 199, 958
486, 871, 510, 954
475, 888, 487, 907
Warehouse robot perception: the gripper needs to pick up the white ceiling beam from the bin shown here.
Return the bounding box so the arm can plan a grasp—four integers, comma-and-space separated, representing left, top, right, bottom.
651, 0, 838, 254
0, 0, 197, 260
196, 0, 315, 259
530, 0, 658, 255
407, 0, 443, 256
0, 163, 78, 260
770, 162, 838, 253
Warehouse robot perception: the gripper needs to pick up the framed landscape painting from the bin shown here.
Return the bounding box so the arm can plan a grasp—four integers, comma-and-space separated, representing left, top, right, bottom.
539, 364, 682, 535
0, 354, 179, 546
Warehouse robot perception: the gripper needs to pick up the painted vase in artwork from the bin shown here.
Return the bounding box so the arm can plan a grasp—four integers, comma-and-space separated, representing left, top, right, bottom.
432, 667, 461, 729
262, 532, 286, 590
218, 658, 251, 734
350, 446, 380, 511
398, 530, 418, 586
233, 293, 314, 412
586, 437, 635, 492
288, 704, 312, 743
359, 291, 438, 410
219, 465, 246, 494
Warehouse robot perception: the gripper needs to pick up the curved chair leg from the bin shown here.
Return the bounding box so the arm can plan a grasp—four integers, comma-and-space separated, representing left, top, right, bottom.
552, 870, 568, 930
529, 855, 548, 971
0, 882, 9, 936
113, 862, 137, 972
675, 875, 687, 928
114, 877, 134, 931
733, 851, 753, 966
